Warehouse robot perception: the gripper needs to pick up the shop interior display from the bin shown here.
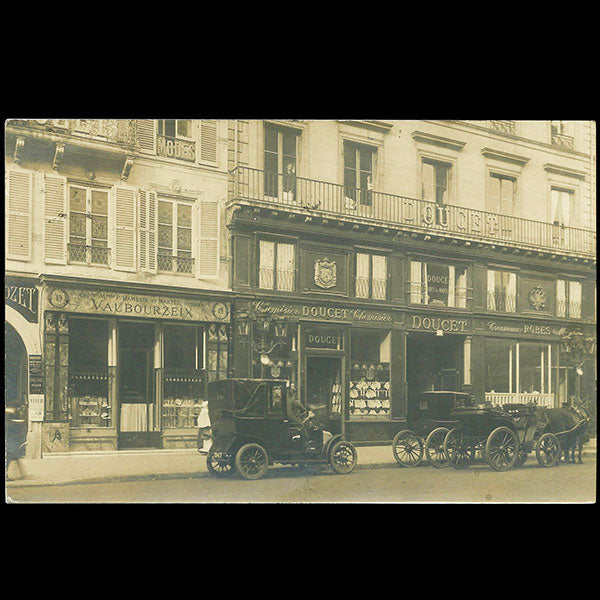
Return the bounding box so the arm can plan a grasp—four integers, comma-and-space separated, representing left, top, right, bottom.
349, 362, 390, 417
162, 370, 203, 428
69, 372, 110, 427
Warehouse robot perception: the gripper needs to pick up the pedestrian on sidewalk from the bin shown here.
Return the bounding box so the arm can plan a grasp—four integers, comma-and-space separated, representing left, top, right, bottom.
197, 399, 212, 454
5, 402, 27, 481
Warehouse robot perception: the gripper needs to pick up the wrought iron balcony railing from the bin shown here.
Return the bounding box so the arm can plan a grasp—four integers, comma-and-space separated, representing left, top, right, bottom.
157, 255, 195, 274
551, 132, 575, 151
488, 120, 516, 135
230, 166, 596, 257
487, 292, 517, 313
30, 119, 138, 145
556, 300, 582, 319
68, 244, 110, 266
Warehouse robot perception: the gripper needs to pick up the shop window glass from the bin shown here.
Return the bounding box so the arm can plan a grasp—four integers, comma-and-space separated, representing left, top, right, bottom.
410, 261, 468, 307
485, 339, 516, 394
68, 318, 110, 427
349, 330, 391, 419
162, 324, 205, 429
487, 269, 517, 312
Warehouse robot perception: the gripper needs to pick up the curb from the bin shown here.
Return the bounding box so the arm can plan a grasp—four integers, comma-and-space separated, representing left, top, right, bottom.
6, 451, 594, 489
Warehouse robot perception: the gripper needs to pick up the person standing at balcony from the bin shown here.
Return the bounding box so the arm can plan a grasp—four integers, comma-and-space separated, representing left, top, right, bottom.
282, 160, 296, 204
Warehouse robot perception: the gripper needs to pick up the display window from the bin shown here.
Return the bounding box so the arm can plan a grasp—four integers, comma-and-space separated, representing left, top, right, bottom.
409, 260, 469, 308
349, 329, 391, 418
68, 318, 110, 427
162, 324, 205, 429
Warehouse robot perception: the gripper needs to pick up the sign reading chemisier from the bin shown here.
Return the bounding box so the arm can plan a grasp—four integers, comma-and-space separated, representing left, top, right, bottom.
251, 300, 393, 324
44, 287, 230, 322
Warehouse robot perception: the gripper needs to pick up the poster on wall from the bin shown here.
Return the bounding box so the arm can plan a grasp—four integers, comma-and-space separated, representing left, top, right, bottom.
426, 264, 449, 306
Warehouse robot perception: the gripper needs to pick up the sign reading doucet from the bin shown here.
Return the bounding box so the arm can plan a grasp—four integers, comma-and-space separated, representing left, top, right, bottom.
411, 315, 468, 332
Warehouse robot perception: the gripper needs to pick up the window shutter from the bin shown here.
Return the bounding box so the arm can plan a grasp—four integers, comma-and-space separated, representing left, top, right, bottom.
137, 119, 157, 154
43, 174, 67, 264
138, 189, 158, 273
197, 198, 220, 279
113, 185, 137, 272
6, 169, 33, 261
199, 120, 218, 166
489, 175, 500, 213
422, 162, 435, 202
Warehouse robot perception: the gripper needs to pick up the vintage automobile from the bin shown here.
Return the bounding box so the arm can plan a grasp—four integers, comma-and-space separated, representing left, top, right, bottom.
203, 378, 358, 480
391, 390, 472, 468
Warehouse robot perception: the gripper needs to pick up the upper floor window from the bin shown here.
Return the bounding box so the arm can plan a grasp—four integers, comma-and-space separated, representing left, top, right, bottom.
422, 158, 452, 205
556, 279, 582, 319
264, 124, 299, 201
158, 199, 194, 274
356, 252, 387, 300
551, 187, 574, 247
410, 261, 468, 308
259, 240, 295, 292
344, 141, 375, 207
157, 119, 196, 162
489, 173, 516, 216
487, 269, 517, 312
68, 185, 109, 266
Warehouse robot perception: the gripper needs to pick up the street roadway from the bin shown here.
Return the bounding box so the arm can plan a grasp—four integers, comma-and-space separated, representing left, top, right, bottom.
7, 457, 596, 503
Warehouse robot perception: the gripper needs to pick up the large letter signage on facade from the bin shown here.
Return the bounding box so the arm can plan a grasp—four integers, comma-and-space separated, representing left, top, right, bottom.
410, 314, 469, 332
5, 277, 39, 323
44, 287, 230, 322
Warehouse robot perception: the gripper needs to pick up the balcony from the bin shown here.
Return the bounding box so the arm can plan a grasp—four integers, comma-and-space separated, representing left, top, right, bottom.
229, 167, 596, 258
157, 255, 195, 274
68, 243, 110, 266
487, 292, 517, 313
488, 120, 516, 135
551, 132, 574, 151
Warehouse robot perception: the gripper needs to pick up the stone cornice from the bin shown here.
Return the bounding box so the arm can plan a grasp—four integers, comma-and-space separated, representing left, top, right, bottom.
543, 163, 587, 180
338, 120, 395, 133
411, 130, 466, 152
481, 147, 530, 166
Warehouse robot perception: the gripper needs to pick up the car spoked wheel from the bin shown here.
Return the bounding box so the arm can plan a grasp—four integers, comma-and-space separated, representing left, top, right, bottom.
235, 443, 269, 480
485, 426, 519, 472
206, 447, 234, 477
393, 430, 424, 467
444, 427, 475, 469
328, 440, 357, 474
425, 427, 450, 468
535, 432, 561, 468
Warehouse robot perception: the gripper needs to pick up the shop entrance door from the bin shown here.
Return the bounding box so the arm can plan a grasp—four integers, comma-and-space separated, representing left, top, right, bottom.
305, 355, 344, 435
118, 322, 160, 449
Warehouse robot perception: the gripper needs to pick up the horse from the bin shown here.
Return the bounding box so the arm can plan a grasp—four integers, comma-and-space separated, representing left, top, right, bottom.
545, 406, 590, 464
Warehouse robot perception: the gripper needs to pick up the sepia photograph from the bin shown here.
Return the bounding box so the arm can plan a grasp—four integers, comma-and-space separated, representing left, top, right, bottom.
4, 118, 596, 504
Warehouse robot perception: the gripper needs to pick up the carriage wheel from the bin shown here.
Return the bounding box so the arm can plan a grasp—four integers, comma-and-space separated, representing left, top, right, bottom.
235, 443, 269, 480
485, 427, 519, 471
206, 447, 234, 477
535, 433, 561, 468
392, 430, 424, 467
328, 440, 358, 474
425, 427, 450, 468
443, 428, 475, 469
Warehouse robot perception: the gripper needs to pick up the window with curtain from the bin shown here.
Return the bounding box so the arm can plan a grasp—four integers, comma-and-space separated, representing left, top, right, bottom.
409, 260, 468, 307
422, 158, 452, 205
556, 279, 582, 318
487, 269, 517, 312
489, 173, 516, 215
68, 185, 109, 265
355, 252, 387, 300
344, 142, 375, 206
264, 124, 299, 199
158, 199, 194, 273
259, 240, 295, 292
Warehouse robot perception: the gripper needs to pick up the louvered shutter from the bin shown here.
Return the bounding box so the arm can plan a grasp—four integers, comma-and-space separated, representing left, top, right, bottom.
137, 119, 157, 154
199, 120, 218, 166
197, 198, 220, 279
114, 186, 137, 272
6, 169, 33, 261
138, 189, 157, 272
44, 174, 67, 264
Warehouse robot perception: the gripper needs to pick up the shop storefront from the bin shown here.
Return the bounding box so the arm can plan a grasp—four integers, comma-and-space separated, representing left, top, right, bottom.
477, 318, 595, 409
40, 280, 231, 452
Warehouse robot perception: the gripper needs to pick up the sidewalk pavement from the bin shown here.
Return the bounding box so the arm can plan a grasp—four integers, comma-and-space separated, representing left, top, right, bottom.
6, 437, 596, 489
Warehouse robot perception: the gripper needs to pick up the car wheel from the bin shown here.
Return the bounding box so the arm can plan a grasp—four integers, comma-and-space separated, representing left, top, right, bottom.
206, 447, 234, 477
328, 440, 358, 474
235, 443, 269, 480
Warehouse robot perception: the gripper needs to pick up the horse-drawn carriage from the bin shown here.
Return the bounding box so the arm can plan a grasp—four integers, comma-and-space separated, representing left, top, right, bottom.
391, 391, 472, 468
203, 378, 358, 480
443, 402, 589, 471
